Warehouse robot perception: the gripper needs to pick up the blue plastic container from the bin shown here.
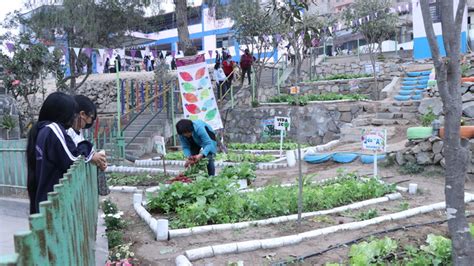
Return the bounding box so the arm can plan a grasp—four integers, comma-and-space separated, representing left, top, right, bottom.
304, 153, 332, 164
360, 154, 386, 164
332, 153, 359, 163
394, 95, 411, 101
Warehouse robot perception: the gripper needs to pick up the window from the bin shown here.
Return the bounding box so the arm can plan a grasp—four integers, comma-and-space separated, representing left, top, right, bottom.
191, 38, 203, 51
216, 34, 231, 48
429, 0, 441, 23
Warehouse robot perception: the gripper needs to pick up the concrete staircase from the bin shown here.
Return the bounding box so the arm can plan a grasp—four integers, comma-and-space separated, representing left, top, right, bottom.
123, 112, 174, 158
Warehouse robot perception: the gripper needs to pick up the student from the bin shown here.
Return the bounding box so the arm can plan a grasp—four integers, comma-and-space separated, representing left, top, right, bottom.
176, 119, 217, 176
222, 54, 235, 90
240, 49, 254, 86
213, 62, 226, 99
26, 92, 95, 214
66, 95, 107, 170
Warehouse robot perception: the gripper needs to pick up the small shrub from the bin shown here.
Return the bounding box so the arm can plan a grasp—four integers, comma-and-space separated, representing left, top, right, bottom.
106, 230, 123, 249
103, 212, 126, 231
399, 201, 410, 211
356, 209, 378, 221
251, 100, 260, 107
399, 162, 424, 175
420, 107, 437, 127
102, 199, 119, 215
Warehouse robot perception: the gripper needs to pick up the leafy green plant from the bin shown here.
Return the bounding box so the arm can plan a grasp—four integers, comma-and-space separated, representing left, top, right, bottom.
183, 158, 209, 179
268, 93, 368, 106
309, 73, 371, 82
109, 243, 135, 263
227, 141, 308, 150
147, 174, 395, 228
420, 106, 437, 127
356, 209, 378, 221
251, 100, 260, 107
399, 201, 410, 211
219, 163, 257, 182
164, 151, 187, 160
349, 237, 398, 265
108, 173, 167, 186
103, 212, 126, 231
106, 230, 123, 249
420, 234, 452, 265
461, 63, 471, 77
101, 199, 119, 215
217, 152, 275, 163
1, 115, 16, 139
399, 162, 425, 175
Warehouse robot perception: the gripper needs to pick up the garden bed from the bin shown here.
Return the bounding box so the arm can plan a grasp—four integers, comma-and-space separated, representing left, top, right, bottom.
265, 93, 369, 106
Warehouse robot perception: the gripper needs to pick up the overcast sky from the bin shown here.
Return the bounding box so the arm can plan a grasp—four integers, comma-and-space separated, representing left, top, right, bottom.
0, 0, 24, 35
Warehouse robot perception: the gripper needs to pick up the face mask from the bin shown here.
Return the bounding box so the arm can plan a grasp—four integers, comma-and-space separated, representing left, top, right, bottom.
84, 122, 94, 129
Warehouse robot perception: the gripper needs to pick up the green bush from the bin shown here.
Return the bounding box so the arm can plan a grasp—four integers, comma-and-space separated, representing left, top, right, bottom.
420, 107, 437, 127
227, 141, 307, 150
108, 173, 168, 186
268, 93, 368, 106
309, 73, 371, 82
106, 230, 123, 249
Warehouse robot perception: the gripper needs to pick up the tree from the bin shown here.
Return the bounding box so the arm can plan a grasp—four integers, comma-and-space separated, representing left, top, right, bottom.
344, 0, 397, 100
19, 0, 146, 94
0, 33, 62, 132
229, 0, 281, 97
420, 0, 474, 263
174, 0, 196, 56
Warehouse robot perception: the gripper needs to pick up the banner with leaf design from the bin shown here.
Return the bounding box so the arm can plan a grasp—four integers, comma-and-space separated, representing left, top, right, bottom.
176, 54, 223, 130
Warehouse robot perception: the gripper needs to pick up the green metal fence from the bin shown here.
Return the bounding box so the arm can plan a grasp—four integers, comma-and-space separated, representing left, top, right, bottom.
0, 160, 99, 266
0, 139, 27, 195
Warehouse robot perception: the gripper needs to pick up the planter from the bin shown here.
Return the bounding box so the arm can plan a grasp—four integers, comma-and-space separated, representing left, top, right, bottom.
439, 126, 474, 139
407, 127, 433, 140
461, 77, 474, 82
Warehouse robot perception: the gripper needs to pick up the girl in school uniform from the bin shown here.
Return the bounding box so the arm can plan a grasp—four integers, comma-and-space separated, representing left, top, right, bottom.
26, 92, 95, 214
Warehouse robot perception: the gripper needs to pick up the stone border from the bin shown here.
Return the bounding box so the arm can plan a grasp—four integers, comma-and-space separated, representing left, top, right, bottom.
134, 159, 288, 170
181, 193, 474, 262
105, 165, 180, 175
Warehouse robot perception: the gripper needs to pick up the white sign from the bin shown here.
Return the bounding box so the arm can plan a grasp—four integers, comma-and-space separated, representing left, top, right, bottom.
362, 129, 387, 152
364, 63, 380, 74
274, 117, 291, 131
153, 136, 166, 156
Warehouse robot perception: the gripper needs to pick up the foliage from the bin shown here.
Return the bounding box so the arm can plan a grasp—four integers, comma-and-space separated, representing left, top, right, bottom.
399, 201, 410, 211
19, 0, 146, 92
108, 173, 168, 186
183, 158, 209, 179
102, 199, 119, 215
147, 174, 395, 228
420, 107, 437, 127
108, 243, 135, 263
268, 93, 368, 105
219, 163, 257, 182
349, 237, 398, 265
399, 162, 425, 175
103, 212, 126, 231
106, 230, 123, 249
164, 151, 187, 160
216, 152, 275, 163
309, 73, 372, 82
356, 209, 378, 221
228, 142, 308, 151
1, 115, 16, 131
461, 63, 471, 77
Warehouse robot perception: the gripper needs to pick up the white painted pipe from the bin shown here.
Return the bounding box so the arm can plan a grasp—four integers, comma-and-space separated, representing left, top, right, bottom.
286, 150, 296, 167
133, 193, 143, 205
175, 255, 193, 266
185, 246, 214, 261
408, 183, 418, 195
156, 219, 169, 241
236, 240, 262, 253
211, 243, 238, 255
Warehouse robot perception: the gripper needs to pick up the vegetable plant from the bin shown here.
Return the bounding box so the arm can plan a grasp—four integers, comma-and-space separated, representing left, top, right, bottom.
107, 173, 168, 186
309, 73, 372, 82
227, 141, 308, 150
268, 93, 368, 106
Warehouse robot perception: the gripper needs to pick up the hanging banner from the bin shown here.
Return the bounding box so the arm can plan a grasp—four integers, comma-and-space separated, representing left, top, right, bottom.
176, 54, 223, 130
48, 47, 55, 53
5, 42, 15, 53
107, 48, 114, 58
73, 48, 81, 57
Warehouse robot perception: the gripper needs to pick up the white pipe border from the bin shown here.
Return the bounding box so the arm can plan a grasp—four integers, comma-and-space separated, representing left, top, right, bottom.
106, 165, 180, 175
134, 159, 288, 170
227, 139, 340, 156
167, 192, 401, 238
182, 193, 474, 262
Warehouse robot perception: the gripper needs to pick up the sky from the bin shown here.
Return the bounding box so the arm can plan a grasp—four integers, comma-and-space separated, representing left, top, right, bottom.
0, 0, 24, 35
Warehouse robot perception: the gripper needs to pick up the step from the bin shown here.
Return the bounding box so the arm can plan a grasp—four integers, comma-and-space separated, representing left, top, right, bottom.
124, 136, 151, 145
123, 130, 156, 138
124, 124, 161, 131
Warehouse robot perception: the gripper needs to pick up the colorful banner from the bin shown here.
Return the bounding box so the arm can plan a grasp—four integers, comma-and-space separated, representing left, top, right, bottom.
176, 54, 223, 130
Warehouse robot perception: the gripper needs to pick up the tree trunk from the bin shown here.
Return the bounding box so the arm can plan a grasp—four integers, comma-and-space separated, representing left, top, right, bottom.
420, 0, 474, 263
174, 0, 196, 56
68, 47, 77, 94
368, 45, 379, 100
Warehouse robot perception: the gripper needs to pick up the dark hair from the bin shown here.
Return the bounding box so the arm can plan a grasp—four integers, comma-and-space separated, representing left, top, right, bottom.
26, 92, 77, 213
214, 62, 221, 70
74, 95, 97, 120
176, 119, 194, 135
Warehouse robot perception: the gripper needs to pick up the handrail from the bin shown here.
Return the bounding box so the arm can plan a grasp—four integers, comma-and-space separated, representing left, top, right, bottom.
272, 54, 288, 86
122, 85, 171, 131
217, 67, 240, 107
125, 102, 168, 148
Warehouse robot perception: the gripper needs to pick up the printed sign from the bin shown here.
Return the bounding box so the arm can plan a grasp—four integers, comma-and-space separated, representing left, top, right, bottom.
274, 117, 291, 131
261, 119, 281, 138
289, 86, 300, 95
364, 63, 380, 74
153, 136, 166, 156
361, 129, 387, 152
176, 54, 223, 130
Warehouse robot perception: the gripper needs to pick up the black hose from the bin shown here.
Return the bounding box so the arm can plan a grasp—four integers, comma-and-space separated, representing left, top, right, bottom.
271, 214, 474, 266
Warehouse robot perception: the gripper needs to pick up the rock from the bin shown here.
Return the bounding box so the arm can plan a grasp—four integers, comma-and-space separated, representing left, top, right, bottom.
340, 112, 352, 123
419, 141, 432, 152
338, 105, 352, 112
416, 152, 433, 165
419, 98, 443, 115
432, 141, 443, 154
462, 92, 474, 103
440, 158, 446, 168
429, 136, 442, 143
462, 101, 474, 118
411, 145, 421, 154
433, 153, 443, 164
404, 154, 416, 163
396, 151, 406, 165
460, 86, 470, 94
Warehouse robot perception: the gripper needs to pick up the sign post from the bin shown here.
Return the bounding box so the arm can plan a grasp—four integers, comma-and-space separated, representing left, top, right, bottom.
361, 129, 387, 178
153, 136, 167, 176
289, 86, 303, 225
274, 116, 291, 158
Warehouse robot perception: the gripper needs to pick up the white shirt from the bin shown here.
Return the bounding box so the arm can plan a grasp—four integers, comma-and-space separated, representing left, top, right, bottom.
66, 128, 95, 162
213, 68, 226, 82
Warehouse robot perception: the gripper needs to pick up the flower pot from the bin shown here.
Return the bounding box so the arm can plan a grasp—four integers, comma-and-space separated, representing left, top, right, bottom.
439, 126, 474, 139
461, 77, 474, 82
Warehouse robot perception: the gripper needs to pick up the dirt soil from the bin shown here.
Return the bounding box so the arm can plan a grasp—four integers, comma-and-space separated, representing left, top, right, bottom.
107, 154, 474, 266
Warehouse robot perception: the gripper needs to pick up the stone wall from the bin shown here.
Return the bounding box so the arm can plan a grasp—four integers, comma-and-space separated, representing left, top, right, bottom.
224, 102, 363, 145
315, 60, 403, 79
298, 78, 391, 100
390, 136, 474, 176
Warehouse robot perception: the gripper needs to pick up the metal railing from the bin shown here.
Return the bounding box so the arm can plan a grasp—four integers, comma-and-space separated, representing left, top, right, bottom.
0, 139, 27, 194
0, 160, 99, 265
217, 68, 240, 108
271, 55, 289, 94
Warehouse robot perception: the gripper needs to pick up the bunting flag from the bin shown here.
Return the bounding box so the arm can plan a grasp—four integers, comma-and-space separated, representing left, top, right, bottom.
275, 34, 282, 42
151, 49, 158, 58
48, 47, 55, 53
171, 51, 176, 57
141, 50, 147, 57
73, 48, 81, 57
311, 38, 319, 47
61, 46, 68, 55
98, 48, 106, 59
84, 47, 92, 58
161, 51, 167, 58
107, 48, 113, 58
5, 42, 15, 53
208, 50, 213, 58
130, 49, 137, 58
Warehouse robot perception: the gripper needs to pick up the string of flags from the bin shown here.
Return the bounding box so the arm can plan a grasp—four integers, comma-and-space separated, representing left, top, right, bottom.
2, 2, 412, 55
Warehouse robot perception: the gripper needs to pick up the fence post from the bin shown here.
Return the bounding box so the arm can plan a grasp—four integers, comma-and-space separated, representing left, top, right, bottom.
171, 82, 177, 146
